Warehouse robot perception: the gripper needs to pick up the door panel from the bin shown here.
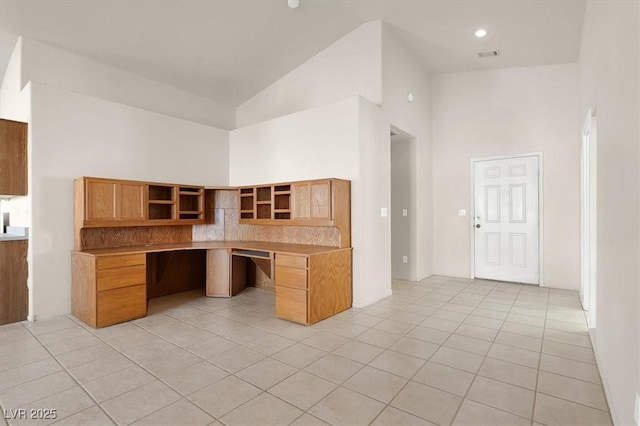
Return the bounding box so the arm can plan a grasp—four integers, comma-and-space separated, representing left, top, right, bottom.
120, 183, 145, 221
86, 180, 117, 221
474, 156, 539, 284
485, 186, 500, 222
485, 233, 501, 265
310, 181, 331, 220
509, 184, 526, 222
509, 233, 527, 267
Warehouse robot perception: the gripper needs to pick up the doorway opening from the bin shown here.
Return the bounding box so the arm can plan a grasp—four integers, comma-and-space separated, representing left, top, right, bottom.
390, 127, 417, 281
470, 153, 543, 285
580, 110, 597, 328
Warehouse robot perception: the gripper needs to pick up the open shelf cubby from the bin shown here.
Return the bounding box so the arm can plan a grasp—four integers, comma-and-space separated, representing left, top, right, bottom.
179, 194, 200, 212
256, 186, 271, 202
274, 194, 290, 211
149, 185, 174, 201
240, 195, 254, 211
149, 203, 174, 220
257, 204, 271, 219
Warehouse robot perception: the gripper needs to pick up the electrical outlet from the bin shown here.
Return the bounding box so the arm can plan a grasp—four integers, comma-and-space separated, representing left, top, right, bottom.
458, 209, 467, 217
402, 256, 408, 264
402, 209, 408, 217
380, 208, 388, 217
634, 392, 639, 424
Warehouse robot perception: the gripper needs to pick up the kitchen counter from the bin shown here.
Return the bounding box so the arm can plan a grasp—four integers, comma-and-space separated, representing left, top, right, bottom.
0, 226, 28, 241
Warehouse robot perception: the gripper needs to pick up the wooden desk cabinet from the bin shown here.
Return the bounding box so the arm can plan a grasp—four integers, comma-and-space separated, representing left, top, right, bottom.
71, 176, 351, 328
275, 249, 352, 325
72, 252, 147, 327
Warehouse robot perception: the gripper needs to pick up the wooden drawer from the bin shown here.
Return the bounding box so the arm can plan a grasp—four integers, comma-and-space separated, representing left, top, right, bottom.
97, 284, 146, 327
97, 264, 146, 291
275, 266, 307, 289
97, 254, 145, 270
276, 254, 307, 269
276, 286, 307, 324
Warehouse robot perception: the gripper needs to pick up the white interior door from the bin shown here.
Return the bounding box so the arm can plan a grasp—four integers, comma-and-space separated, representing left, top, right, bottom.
474, 155, 539, 284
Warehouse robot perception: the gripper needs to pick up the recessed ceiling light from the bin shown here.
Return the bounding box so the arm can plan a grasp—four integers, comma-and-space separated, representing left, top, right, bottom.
287, 0, 299, 9
475, 28, 488, 38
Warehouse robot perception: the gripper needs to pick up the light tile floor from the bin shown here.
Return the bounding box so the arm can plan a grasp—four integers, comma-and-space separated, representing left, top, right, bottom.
0, 276, 612, 425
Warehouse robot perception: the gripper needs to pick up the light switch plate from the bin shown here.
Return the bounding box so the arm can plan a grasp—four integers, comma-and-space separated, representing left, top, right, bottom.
458, 209, 467, 217
381, 208, 388, 217
402, 256, 408, 264
402, 209, 408, 217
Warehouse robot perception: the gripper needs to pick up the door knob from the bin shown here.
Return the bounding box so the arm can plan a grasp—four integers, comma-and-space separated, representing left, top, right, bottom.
476, 224, 481, 228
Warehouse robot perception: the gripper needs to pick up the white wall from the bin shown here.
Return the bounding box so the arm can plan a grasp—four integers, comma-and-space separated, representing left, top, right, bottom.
19, 38, 235, 129
357, 98, 392, 306
230, 96, 392, 307
230, 98, 359, 184
29, 82, 229, 319
578, 2, 639, 424
431, 64, 580, 289
236, 21, 382, 128
382, 24, 432, 281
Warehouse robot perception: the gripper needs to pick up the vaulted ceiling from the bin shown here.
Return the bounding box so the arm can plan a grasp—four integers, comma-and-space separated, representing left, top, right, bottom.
0, 0, 586, 106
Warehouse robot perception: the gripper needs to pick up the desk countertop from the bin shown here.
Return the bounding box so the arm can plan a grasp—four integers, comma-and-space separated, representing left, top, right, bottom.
74, 240, 350, 257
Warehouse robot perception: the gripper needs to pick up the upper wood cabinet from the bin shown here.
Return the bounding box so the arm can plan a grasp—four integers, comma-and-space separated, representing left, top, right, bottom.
0, 119, 27, 196
240, 178, 340, 225
238, 178, 351, 247
76, 177, 204, 228
83, 178, 145, 224
292, 180, 331, 221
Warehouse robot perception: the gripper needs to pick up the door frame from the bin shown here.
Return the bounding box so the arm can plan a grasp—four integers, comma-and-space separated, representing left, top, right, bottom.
469, 152, 544, 285
580, 109, 597, 328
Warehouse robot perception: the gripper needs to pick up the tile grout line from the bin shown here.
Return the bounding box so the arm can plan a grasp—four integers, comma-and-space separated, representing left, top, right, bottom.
530, 284, 551, 424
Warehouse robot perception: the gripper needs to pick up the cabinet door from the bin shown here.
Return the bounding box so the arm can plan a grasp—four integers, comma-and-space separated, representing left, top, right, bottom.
0, 240, 28, 325
119, 183, 145, 221
291, 183, 310, 220
0, 119, 27, 196
310, 181, 331, 220
86, 179, 117, 222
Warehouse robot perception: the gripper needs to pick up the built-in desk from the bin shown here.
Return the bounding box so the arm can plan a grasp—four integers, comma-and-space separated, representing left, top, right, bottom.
71, 241, 352, 328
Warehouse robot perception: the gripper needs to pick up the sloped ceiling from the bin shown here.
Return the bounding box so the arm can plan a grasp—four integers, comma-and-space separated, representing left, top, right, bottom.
0, 0, 586, 106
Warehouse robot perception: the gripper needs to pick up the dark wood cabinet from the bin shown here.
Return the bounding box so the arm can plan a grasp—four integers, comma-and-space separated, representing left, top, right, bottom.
0, 119, 28, 196
0, 240, 28, 325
